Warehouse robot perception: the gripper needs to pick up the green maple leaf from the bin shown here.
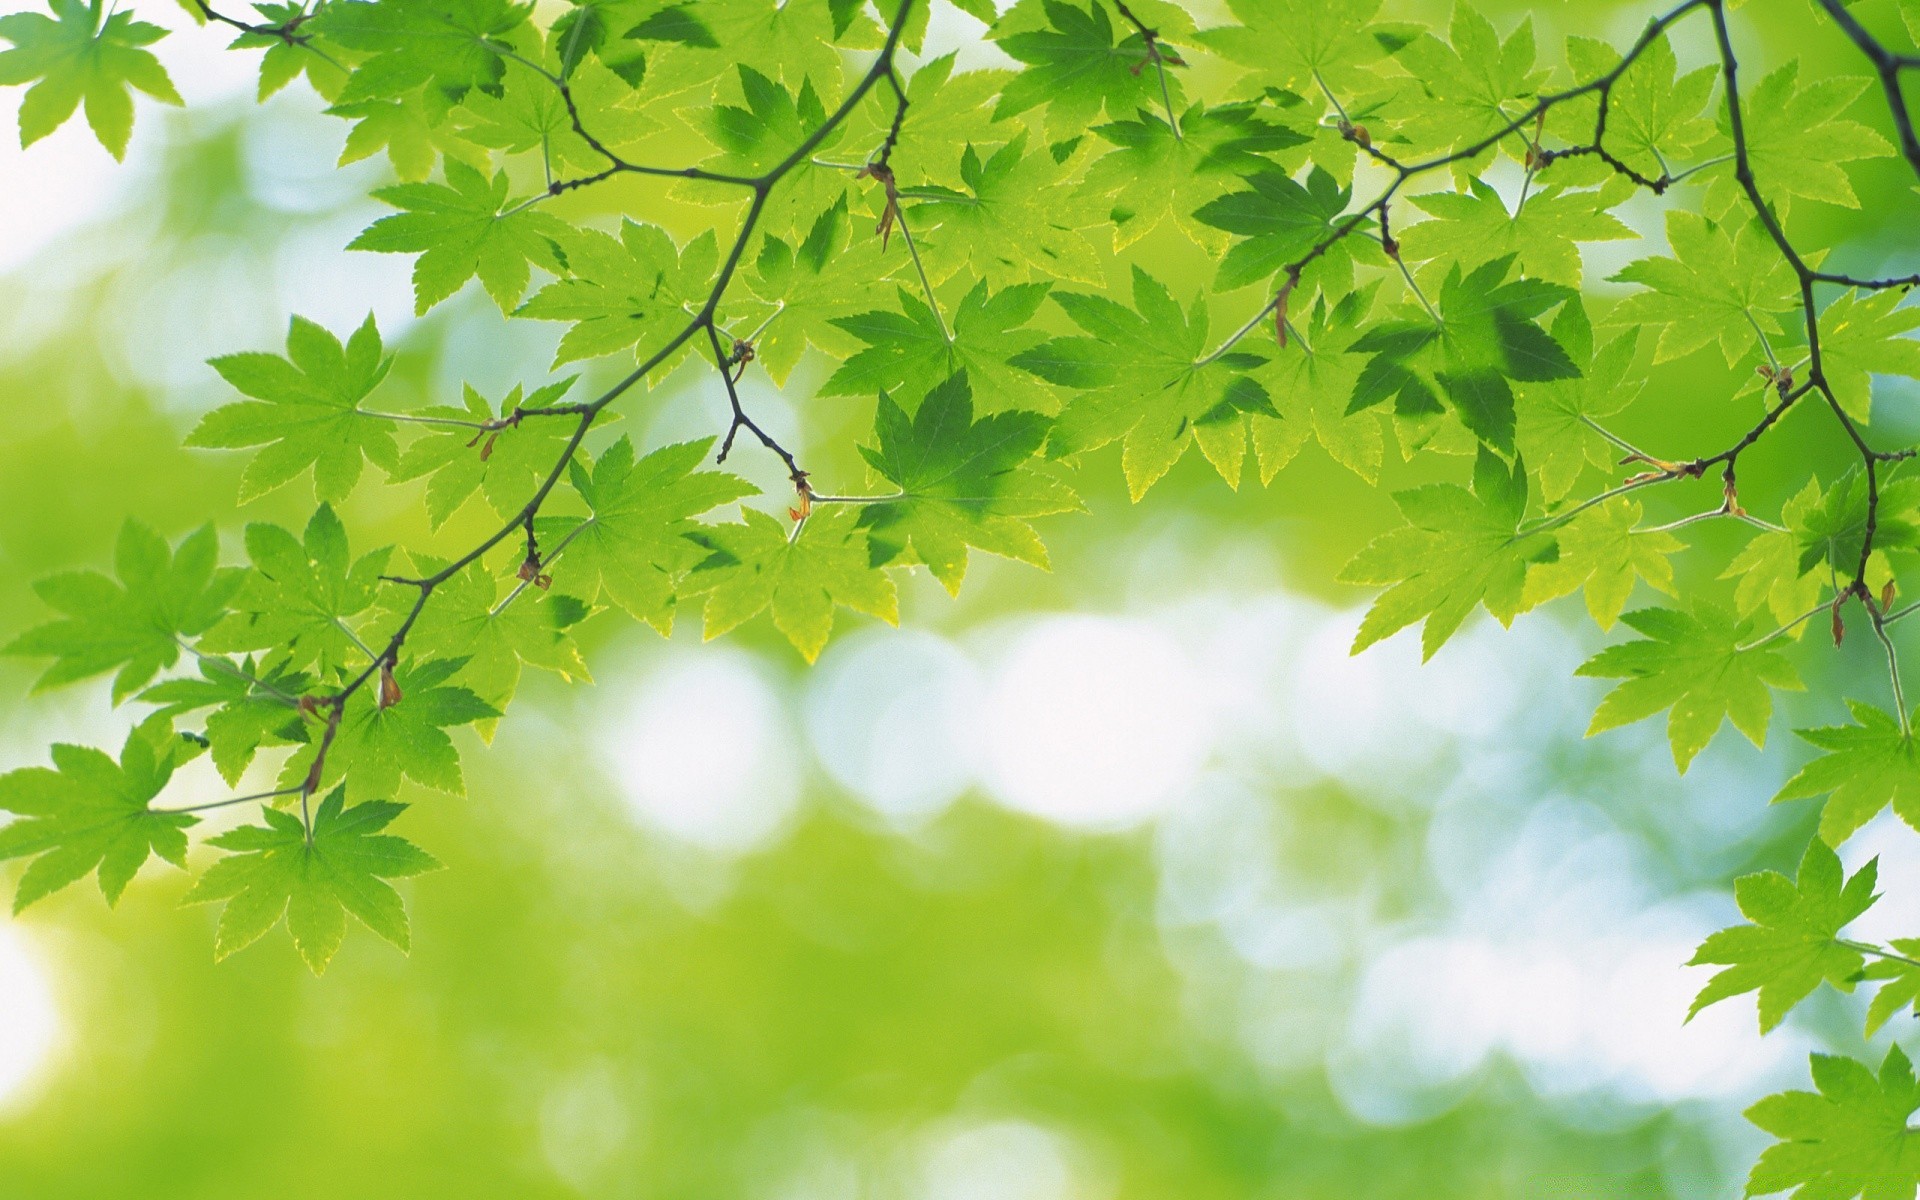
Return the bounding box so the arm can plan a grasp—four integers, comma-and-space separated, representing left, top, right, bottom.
1514, 302, 1641, 503
311, 0, 530, 107
638, 0, 876, 100
990, 0, 1187, 141
856, 372, 1081, 594
699, 64, 833, 176
402, 561, 591, 722
1075, 101, 1311, 251
821, 280, 1057, 416
1251, 287, 1385, 485
333, 92, 478, 183
388, 379, 587, 527
1348, 254, 1578, 454
1688, 839, 1875, 1032
540, 437, 756, 632
1794, 469, 1920, 577
182, 788, 441, 975
1394, 7, 1545, 162
231, 2, 346, 104
5, 521, 242, 701
1013, 265, 1275, 498
1706, 61, 1892, 214
1862, 938, 1920, 1037
1609, 211, 1799, 366
1778, 701, 1920, 846
518, 220, 717, 367
198, 505, 394, 679
0, 729, 196, 913
1578, 601, 1802, 772
281, 658, 498, 799
1192, 165, 1364, 293
840, 51, 1013, 190
1747, 1045, 1920, 1200
1196, 0, 1406, 97
1401, 176, 1636, 289
188, 313, 400, 503
684, 506, 898, 662
1340, 446, 1555, 659
455, 52, 655, 173
1723, 479, 1828, 626
1820, 289, 1920, 423
139, 656, 309, 785
349, 158, 568, 315
1558, 32, 1716, 184
0, 0, 182, 159
1523, 497, 1682, 630
907, 131, 1104, 287
741, 195, 895, 385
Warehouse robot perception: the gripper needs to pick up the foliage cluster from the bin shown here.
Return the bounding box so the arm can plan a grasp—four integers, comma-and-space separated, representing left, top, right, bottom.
6, 0, 1920, 1189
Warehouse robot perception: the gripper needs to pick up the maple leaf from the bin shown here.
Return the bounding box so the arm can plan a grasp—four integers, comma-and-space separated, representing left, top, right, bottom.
0, 728, 196, 912
455, 52, 655, 173
332, 91, 479, 183
684, 506, 898, 662
1778, 701, 1920, 846
281, 657, 498, 799
139, 656, 310, 785
1196, 0, 1407, 97
1556, 32, 1716, 185
1348, 254, 1578, 453
188, 313, 400, 503
1723, 479, 1828, 627
1577, 602, 1803, 772
1401, 176, 1636, 289
1013, 265, 1276, 497
5, 521, 242, 701
182, 788, 441, 974
855, 372, 1081, 594
991, 0, 1187, 141
0, 0, 182, 159
1794, 469, 1920, 578
907, 131, 1104, 287
538, 437, 757, 632
1340, 446, 1556, 659
1192, 165, 1365, 293
1687, 838, 1876, 1032
741, 195, 895, 385
402, 560, 592, 721
1523, 497, 1682, 630
311, 0, 530, 107
1251, 287, 1385, 485
1862, 938, 1920, 1037
518, 220, 718, 368
1513, 301, 1642, 503
1819, 289, 1920, 423
388, 379, 588, 527
822, 280, 1057, 416
198, 505, 395, 679
1394, 7, 1545, 163
1706, 61, 1893, 214
1746, 1045, 1920, 1200
1608, 211, 1799, 366
349, 158, 568, 315
1075, 101, 1311, 251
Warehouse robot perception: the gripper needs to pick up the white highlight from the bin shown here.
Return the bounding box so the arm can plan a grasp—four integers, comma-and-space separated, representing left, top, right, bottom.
977, 616, 1210, 830
0, 927, 59, 1111
919, 1121, 1078, 1200
603, 650, 799, 854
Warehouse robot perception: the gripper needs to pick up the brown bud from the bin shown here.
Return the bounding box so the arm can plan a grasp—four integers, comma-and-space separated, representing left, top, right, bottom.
517, 558, 540, 582
479, 432, 498, 462
1832, 604, 1847, 647
1884, 580, 1898, 611
297, 695, 321, 721
379, 660, 403, 709
534, 573, 552, 590
1350, 124, 1371, 148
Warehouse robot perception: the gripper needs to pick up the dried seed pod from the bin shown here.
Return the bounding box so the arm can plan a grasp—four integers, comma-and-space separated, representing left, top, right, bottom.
379, 660, 403, 709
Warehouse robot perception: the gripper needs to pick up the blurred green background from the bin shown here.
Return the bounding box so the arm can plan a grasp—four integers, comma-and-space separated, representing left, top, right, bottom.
1, 0, 1918, 1196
